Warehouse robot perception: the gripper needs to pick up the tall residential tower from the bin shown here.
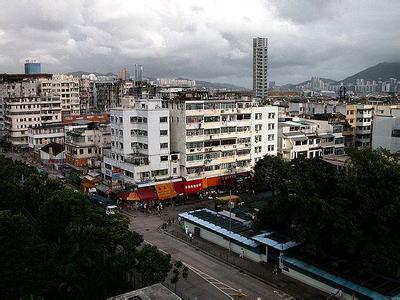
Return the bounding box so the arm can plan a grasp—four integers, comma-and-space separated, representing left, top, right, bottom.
253, 37, 268, 99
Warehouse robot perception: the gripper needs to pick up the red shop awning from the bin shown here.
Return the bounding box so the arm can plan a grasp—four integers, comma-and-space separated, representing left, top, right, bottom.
184, 179, 203, 195
137, 187, 158, 201
173, 181, 185, 196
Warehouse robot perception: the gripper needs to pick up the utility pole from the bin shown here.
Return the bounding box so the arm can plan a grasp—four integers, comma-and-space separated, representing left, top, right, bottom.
228, 190, 234, 252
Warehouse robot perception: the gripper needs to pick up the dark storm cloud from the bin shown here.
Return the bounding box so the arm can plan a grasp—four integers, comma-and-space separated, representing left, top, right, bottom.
0, 0, 399, 86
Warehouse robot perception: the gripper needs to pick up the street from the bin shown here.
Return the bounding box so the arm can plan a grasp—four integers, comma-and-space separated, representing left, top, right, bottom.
124, 209, 293, 300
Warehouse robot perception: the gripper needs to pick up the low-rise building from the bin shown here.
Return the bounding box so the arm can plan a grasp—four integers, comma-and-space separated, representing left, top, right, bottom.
28, 123, 65, 151
278, 118, 344, 160
65, 123, 110, 171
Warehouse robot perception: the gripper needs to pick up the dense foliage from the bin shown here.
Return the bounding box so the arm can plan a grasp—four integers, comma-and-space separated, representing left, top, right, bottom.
254, 149, 400, 276
0, 157, 172, 299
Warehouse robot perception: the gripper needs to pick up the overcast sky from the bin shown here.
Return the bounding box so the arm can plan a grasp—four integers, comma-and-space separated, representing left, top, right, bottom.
0, 0, 399, 87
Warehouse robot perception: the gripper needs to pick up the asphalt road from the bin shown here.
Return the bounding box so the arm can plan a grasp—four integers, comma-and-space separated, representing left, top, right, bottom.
125, 210, 293, 300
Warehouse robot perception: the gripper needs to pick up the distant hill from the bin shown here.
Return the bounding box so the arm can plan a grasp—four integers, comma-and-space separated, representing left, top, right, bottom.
67, 71, 117, 77
297, 78, 338, 86
342, 62, 400, 84
195, 80, 249, 91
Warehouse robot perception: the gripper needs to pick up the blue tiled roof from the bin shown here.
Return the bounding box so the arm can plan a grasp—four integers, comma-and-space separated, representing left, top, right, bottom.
252, 233, 299, 251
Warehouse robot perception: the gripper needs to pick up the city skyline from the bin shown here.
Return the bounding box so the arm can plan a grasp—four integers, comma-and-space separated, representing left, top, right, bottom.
0, 0, 399, 87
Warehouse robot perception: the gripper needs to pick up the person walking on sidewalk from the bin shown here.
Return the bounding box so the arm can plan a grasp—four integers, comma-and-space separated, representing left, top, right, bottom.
240, 247, 244, 258
189, 232, 193, 242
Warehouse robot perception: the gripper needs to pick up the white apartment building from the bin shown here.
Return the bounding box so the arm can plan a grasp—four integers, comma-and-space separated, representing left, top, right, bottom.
4, 92, 62, 146
278, 118, 345, 160
169, 95, 278, 180
253, 37, 268, 98
40, 75, 80, 116
372, 108, 400, 153
102, 98, 180, 185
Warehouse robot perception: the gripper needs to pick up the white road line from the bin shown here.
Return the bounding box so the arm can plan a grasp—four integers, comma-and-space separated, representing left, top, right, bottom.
143, 239, 246, 299
187, 264, 247, 299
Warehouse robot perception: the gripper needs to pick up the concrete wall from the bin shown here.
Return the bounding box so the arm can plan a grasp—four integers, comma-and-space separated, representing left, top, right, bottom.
183, 220, 265, 263
281, 267, 358, 300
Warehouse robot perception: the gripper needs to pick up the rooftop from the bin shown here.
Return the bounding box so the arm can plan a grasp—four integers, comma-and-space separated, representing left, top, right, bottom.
179, 208, 259, 248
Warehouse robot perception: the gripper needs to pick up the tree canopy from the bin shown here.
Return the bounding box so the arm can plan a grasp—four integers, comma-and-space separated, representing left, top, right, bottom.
0, 156, 172, 299
254, 149, 400, 277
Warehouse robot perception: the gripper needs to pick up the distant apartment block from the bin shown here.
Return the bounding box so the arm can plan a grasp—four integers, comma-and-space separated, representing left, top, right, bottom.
40, 75, 80, 115
156, 78, 196, 87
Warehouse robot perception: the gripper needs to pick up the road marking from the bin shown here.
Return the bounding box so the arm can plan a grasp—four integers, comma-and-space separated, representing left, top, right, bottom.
186, 264, 247, 299
143, 240, 246, 299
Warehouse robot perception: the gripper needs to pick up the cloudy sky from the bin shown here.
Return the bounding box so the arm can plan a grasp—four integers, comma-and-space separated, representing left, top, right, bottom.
0, 0, 399, 87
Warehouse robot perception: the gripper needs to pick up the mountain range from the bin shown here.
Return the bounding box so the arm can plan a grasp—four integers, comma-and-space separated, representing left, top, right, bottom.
341, 62, 400, 84
285, 62, 400, 87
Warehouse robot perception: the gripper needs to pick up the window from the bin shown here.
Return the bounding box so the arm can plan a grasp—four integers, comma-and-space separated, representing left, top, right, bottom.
255, 135, 262, 143
254, 146, 262, 153
160, 155, 168, 162
173, 168, 177, 174
255, 113, 262, 120
79, 149, 84, 155
255, 124, 262, 131
88, 148, 92, 154
160, 116, 168, 123
160, 130, 168, 136
160, 143, 168, 149
268, 123, 275, 130
151, 169, 168, 177
125, 170, 133, 178
267, 145, 274, 151
268, 134, 274, 141
268, 112, 275, 119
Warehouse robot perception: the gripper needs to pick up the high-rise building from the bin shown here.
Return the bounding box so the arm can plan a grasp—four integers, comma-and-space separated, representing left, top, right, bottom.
119, 68, 127, 81
24, 59, 41, 74
253, 37, 268, 99
134, 64, 144, 82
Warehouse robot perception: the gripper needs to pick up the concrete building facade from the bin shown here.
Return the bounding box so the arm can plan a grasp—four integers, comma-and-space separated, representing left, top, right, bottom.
40, 75, 80, 116
169, 92, 278, 181
278, 118, 345, 160
253, 37, 268, 99
102, 98, 180, 185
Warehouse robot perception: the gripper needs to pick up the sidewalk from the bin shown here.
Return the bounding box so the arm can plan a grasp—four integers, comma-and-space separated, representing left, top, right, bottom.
165, 225, 326, 300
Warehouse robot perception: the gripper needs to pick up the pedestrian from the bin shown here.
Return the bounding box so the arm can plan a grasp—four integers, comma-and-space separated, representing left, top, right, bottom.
189, 232, 193, 241
178, 216, 182, 225
273, 266, 278, 275
168, 217, 171, 226
185, 225, 189, 235
172, 217, 175, 224
240, 247, 244, 259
